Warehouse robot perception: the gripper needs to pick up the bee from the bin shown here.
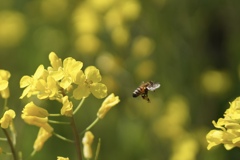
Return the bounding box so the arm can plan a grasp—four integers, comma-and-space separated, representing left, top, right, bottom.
132, 81, 160, 102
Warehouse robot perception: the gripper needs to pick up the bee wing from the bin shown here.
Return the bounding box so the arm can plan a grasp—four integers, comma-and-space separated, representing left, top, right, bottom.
147, 83, 160, 91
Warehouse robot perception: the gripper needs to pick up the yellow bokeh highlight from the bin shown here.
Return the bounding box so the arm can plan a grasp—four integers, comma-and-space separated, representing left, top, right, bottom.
104, 0, 141, 30
171, 137, 199, 160
40, 0, 68, 21
96, 53, 117, 73
73, 5, 100, 34
0, 11, 26, 48
135, 60, 156, 79
104, 8, 124, 30
75, 34, 100, 54
201, 70, 231, 94
152, 96, 190, 139
111, 26, 129, 46
132, 36, 155, 57
120, 0, 141, 21
87, 0, 115, 12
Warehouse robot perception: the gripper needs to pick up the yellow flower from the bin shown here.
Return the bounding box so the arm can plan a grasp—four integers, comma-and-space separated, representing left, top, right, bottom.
21, 102, 53, 133
57, 157, 69, 160
206, 97, 240, 150
48, 52, 62, 71
35, 76, 59, 100
60, 96, 73, 117
0, 109, 15, 129
20, 65, 47, 99
82, 131, 94, 159
48, 52, 83, 89
0, 69, 11, 98
73, 66, 107, 99
33, 127, 52, 152
97, 93, 120, 119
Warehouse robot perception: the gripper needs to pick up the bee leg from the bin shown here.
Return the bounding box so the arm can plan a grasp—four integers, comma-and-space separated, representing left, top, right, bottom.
147, 98, 150, 103
141, 94, 150, 103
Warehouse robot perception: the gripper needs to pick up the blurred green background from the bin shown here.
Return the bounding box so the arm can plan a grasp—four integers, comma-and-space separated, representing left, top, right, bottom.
1, 0, 240, 159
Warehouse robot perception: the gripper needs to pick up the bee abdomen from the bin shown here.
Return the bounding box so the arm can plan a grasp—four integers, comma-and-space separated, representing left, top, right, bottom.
132, 88, 141, 97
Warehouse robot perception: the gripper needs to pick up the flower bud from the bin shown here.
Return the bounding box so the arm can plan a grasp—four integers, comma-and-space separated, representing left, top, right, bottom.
97, 93, 120, 119
0, 109, 15, 129
82, 131, 94, 159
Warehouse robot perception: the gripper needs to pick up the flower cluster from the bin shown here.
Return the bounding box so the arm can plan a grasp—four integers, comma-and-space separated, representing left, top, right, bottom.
18, 52, 120, 158
0, 69, 14, 129
0, 52, 120, 160
20, 52, 108, 116
206, 97, 240, 150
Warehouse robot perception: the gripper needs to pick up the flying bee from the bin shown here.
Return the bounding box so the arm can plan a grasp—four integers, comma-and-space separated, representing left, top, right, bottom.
132, 81, 160, 102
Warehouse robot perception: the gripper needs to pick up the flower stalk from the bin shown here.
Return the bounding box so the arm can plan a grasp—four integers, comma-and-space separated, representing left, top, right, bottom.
53, 132, 74, 143
70, 116, 82, 160
81, 118, 100, 135
2, 128, 18, 160
73, 98, 85, 115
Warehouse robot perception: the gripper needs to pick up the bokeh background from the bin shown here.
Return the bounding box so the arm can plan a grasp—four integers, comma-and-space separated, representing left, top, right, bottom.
1, 0, 240, 159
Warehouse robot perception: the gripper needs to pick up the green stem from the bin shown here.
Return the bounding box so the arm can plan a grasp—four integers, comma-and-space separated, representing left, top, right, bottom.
73, 98, 85, 115
4, 98, 8, 110
2, 128, 18, 160
48, 120, 70, 125
49, 113, 61, 117
53, 132, 74, 143
0, 137, 7, 141
80, 117, 100, 135
70, 116, 82, 160
95, 138, 101, 160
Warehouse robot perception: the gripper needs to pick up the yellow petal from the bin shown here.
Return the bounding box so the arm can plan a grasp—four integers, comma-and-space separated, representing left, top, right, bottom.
1, 87, 9, 99
20, 86, 31, 99
20, 76, 32, 88
63, 57, 83, 72
75, 70, 86, 85
60, 77, 72, 89
49, 70, 64, 81
85, 66, 101, 83
0, 80, 8, 90
22, 102, 49, 117
49, 52, 62, 69
60, 96, 73, 117
57, 157, 70, 160
0, 70, 10, 80
33, 65, 45, 79
90, 83, 107, 99
73, 84, 90, 100
33, 127, 52, 151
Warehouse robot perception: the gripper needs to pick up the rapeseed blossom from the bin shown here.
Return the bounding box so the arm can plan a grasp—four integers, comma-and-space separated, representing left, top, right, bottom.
0, 69, 11, 98
206, 97, 240, 150
20, 65, 47, 99
21, 102, 53, 133
48, 52, 83, 89
17, 52, 119, 158
60, 96, 73, 117
73, 66, 107, 99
